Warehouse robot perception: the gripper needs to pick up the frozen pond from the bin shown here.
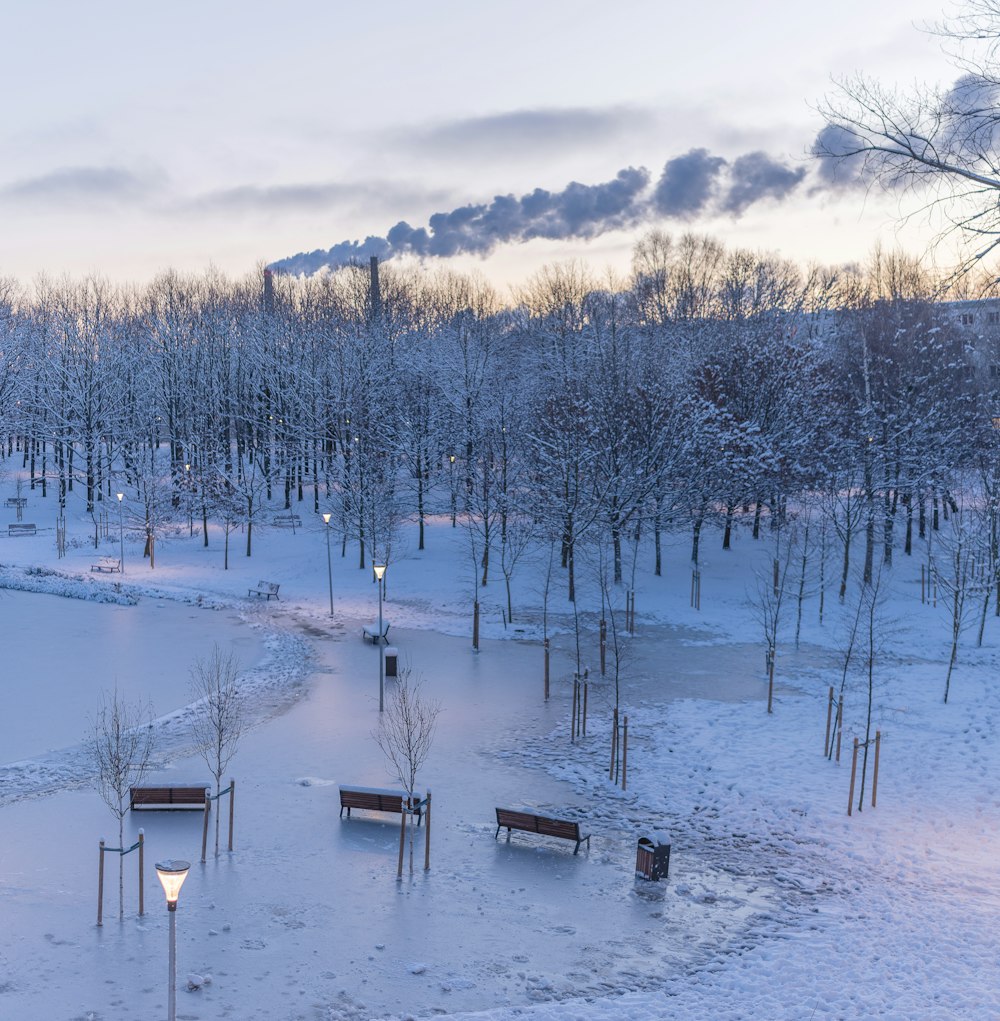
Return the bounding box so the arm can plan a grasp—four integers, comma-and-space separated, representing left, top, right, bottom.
0, 590, 265, 763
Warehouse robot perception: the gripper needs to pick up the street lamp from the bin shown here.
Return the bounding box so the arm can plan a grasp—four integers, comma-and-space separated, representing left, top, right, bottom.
449, 454, 456, 527
116, 492, 124, 573
155, 859, 190, 1021
322, 512, 333, 617
373, 563, 386, 711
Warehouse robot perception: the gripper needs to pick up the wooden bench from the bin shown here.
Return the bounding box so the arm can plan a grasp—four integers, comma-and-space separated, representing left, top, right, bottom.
8, 523, 36, 537
272, 513, 302, 528
362, 622, 390, 644
5, 497, 26, 508
339, 784, 422, 824
248, 581, 280, 600
495, 807, 590, 854
91, 557, 122, 573
130, 784, 210, 811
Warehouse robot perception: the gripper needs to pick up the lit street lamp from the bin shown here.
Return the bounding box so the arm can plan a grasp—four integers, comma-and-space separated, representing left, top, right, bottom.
374, 563, 386, 711
116, 492, 124, 573
155, 859, 190, 1021
322, 512, 333, 617
449, 454, 456, 527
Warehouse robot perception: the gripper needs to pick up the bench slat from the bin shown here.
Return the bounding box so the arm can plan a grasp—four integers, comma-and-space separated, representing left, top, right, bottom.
339, 785, 422, 823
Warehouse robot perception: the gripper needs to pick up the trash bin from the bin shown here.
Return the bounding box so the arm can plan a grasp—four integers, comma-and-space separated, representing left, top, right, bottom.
635, 833, 671, 881
384, 646, 399, 678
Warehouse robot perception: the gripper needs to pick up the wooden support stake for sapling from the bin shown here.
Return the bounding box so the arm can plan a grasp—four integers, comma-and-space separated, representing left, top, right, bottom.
473, 601, 480, 651
610, 707, 618, 780
921, 564, 925, 605
872, 731, 881, 808
600, 619, 606, 675
583, 680, 588, 737
544, 638, 550, 701
138, 830, 144, 916
836, 699, 843, 763
571, 676, 578, 742
97, 839, 105, 926
201, 792, 211, 864
848, 737, 859, 816
622, 715, 629, 791
228, 778, 236, 852
397, 808, 407, 879
824, 686, 834, 756
424, 790, 432, 871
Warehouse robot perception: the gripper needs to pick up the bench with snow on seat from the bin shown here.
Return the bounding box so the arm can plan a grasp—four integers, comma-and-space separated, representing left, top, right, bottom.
271, 513, 302, 529
248, 580, 280, 600
129, 784, 211, 811
8, 523, 36, 536
494, 807, 590, 854
90, 557, 121, 573
362, 621, 390, 644
339, 784, 423, 824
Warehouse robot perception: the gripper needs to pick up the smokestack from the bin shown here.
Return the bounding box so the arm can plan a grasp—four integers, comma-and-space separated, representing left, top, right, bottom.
263, 268, 274, 317
369, 256, 381, 325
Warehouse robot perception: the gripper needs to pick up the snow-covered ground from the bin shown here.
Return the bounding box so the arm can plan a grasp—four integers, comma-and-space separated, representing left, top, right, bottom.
0, 479, 998, 1020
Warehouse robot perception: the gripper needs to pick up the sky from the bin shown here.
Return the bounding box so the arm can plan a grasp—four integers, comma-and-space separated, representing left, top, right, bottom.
0, 0, 962, 291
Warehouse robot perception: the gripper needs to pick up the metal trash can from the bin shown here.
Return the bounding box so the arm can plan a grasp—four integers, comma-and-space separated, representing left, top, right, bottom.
635, 833, 671, 881
384, 646, 399, 678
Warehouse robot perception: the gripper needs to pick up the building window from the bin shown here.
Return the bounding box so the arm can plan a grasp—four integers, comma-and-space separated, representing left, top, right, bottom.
961, 313, 975, 325
991, 365, 1000, 378
989, 311, 999, 324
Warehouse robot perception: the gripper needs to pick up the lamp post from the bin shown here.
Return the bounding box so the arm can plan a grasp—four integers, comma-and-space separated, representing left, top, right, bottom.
449, 454, 456, 527
116, 492, 124, 573
155, 859, 190, 1021
373, 563, 386, 711
322, 512, 333, 617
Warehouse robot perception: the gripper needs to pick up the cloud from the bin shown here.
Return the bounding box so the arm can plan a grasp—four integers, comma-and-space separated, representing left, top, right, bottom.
1, 166, 154, 205
404, 106, 652, 156
177, 179, 448, 216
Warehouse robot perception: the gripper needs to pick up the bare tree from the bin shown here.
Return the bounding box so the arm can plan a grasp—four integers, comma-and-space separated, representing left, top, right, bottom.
817, 3, 1000, 277
89, 689, 155, 920
373, 671, 441, 875
190, 645, 245, 856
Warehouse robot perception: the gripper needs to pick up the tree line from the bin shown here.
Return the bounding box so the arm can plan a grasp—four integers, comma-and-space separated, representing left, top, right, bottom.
0, 233, 995, 610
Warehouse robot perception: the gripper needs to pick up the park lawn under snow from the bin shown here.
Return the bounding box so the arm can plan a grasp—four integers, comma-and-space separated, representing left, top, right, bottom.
0, 475, 998, 1020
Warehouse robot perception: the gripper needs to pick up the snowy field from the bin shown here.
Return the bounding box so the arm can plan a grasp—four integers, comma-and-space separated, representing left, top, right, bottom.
1, 476, 999, 1020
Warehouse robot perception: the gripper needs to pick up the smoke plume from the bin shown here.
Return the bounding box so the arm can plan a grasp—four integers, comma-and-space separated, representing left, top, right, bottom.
270, 149, 812, 276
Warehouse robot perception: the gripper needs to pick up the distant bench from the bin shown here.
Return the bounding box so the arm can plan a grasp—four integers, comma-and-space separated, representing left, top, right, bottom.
495, 807, 590, 854
8, 523, 36, 537
249, 580, 280, 600
91, 557, 121, 573
272, 513, 302, 529
130, 784, 210, 811
362, 622, 390, 644
339, 784, 422, 825
5, 497, 26, 508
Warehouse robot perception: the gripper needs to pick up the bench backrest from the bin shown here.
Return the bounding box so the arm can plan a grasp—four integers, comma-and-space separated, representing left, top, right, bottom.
340, 788, 405, 812
131, 785, 208, 805
495, 808, 580, 840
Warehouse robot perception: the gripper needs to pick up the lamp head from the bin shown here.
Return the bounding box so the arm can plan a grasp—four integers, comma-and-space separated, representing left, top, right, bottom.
155, 859, 190, 911
373, 564, 386, 581
116, 492, 123, 503
322, 512, 331, 525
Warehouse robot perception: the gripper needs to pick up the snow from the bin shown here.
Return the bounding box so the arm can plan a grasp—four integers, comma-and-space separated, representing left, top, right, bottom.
0, 487, 999, 1019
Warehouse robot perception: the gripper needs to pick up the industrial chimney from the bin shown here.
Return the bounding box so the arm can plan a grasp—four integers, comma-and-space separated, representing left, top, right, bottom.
262, 268, 275, 317
368, 255, 381, 325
